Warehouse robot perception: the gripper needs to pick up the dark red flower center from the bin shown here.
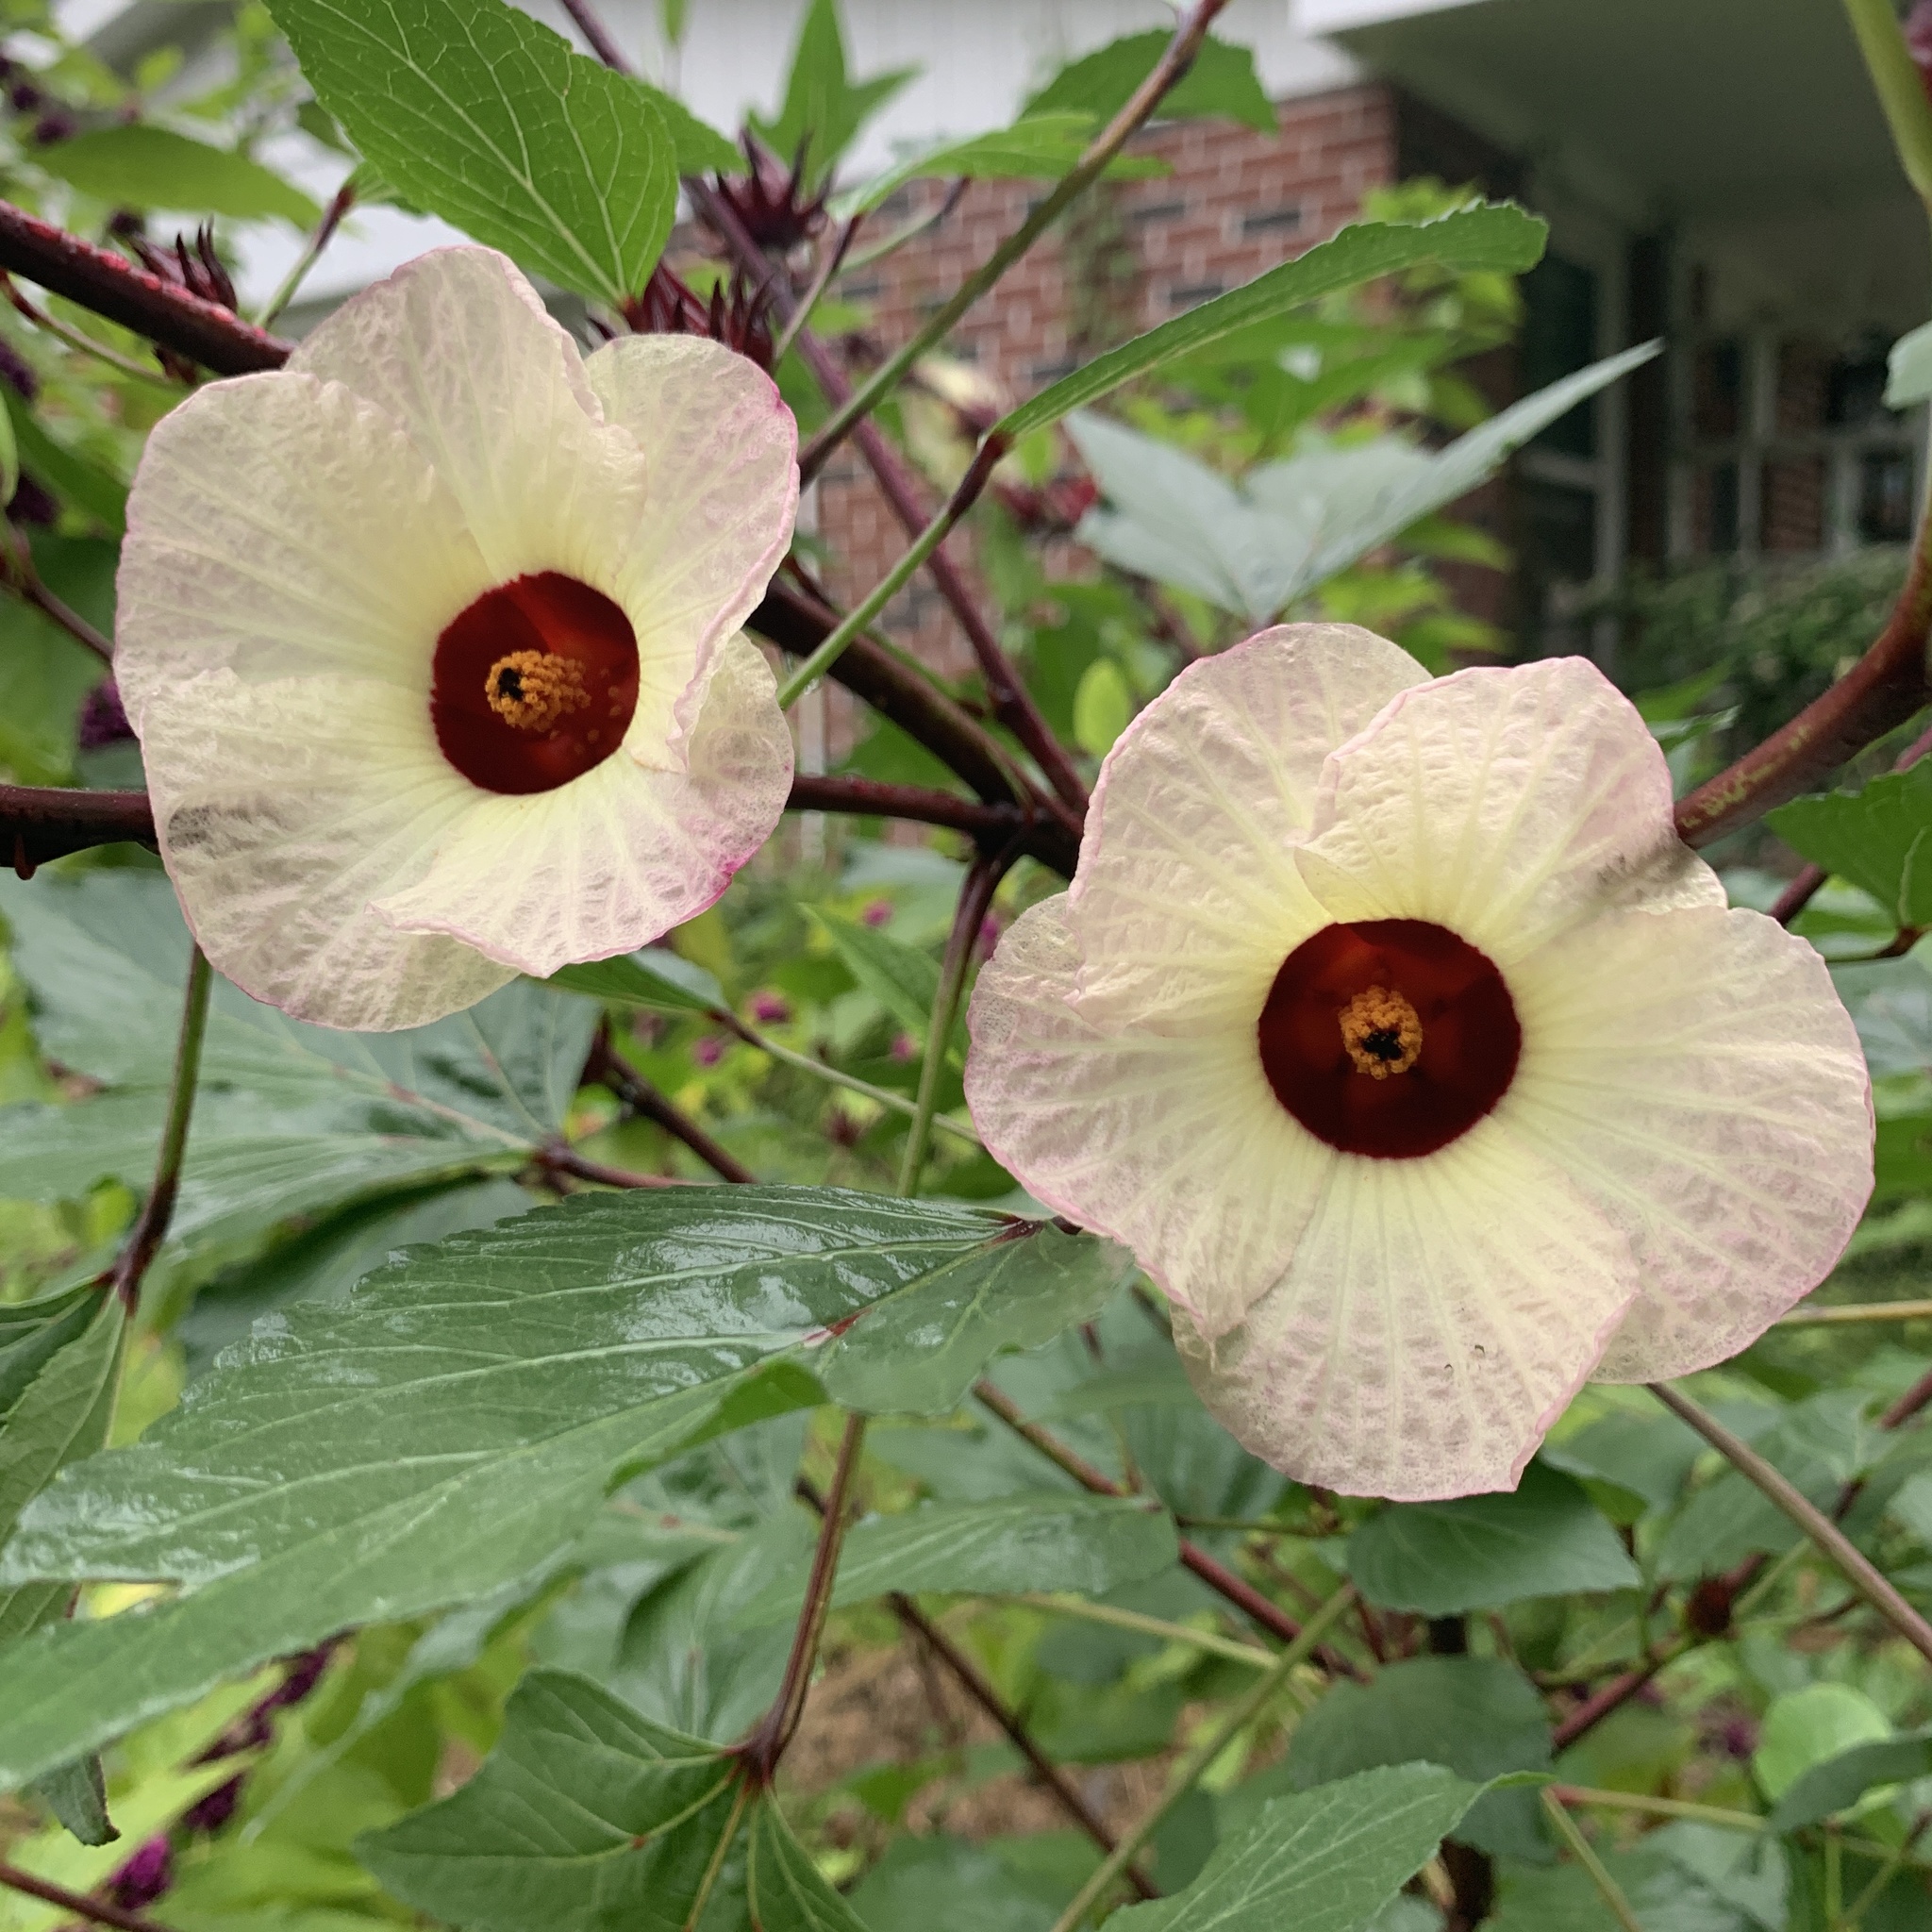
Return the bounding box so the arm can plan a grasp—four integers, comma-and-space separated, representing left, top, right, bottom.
1257, 919, 1521, 1158
430, 572, 639, 795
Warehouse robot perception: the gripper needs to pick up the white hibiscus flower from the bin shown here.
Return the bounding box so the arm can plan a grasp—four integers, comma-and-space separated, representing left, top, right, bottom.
114, 245, 798, 1030
965, 624, 1873, 1500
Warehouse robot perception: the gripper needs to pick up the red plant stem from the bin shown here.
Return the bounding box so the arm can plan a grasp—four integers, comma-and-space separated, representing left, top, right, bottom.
1882, 1363, 1932, 1430
1549, 1648, 1674, 1752
739, 1411, 869, 1782
1675, 535, 1932, 846
687, 175, 1091, 823
0, 1863, 178, 1932
0, 199, 290, 376
970, 1378, 1362, 1676
558, 0, 632, 71
0, 769, 1081, 882
536, 1143, 691, 1191
789, 1469, 1156, 1896
2, 784, 153, 874
585, 1028, 756, 1185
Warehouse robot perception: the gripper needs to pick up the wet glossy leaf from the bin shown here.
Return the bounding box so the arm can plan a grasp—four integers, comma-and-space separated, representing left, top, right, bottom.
740, 1492, 1176, 1627
32, 125, 320, 226
998, 207, 1548, 440
0, 1289, 122, 1646
811, 1218, 1135, 1415
1109, 1765, 1490, 1932
1345, 1464, 1640, 1614
0, 1190, 1105, 1790
266, 0, 676, 302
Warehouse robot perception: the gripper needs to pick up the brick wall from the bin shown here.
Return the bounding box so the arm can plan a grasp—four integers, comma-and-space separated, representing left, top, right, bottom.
810, 82, 1402, 676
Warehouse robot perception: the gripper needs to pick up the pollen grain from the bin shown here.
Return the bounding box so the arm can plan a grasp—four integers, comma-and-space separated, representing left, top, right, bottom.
484, 650, 591, 734
1339, 986, 1423, 1079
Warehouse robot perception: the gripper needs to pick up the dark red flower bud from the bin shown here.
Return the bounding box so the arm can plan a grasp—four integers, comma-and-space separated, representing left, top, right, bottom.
108, 1837, 172, 1908
78, 678, 134, 748
621, 260, 776, 370
707, 132, 829, 256
1908, 1, 1932, 104
29, 108, 75, 144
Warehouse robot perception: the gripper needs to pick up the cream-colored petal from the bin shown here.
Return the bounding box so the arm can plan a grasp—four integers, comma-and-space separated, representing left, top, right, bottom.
1501, 905, 1873, 1383
374, 633, 791, 975
1178, 1117, 1641, 1499
1068, 623, 1428, 1028
115, 372, 491, 723
1294, 657, 1723, 968
141, 670, 512, 1032
288, 246, 649, 595
964, 894, 1332, 1336
582, 335, 798, 758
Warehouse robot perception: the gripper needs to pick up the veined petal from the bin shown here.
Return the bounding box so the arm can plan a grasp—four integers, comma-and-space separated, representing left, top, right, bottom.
1294, 658, 1723, 969
289, 247, 650, 597
140, 670, 512, 1032
1178, 1117, 1641, 1499
583, 335, 798, 758
374, 634, 791, 974
965, 894, 1332, 1336
1069, 623, 1427, 1028
1503, 905, 1874, 1382
116, 372, 491, 724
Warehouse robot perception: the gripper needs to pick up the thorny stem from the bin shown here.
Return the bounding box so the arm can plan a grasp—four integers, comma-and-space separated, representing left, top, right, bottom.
258, 180, 358, 327
1540, 1790, 1646, 1932
796, 0, 1234, 481
1046, 1584, 1357, 1932
0, 1861, 178, 1932
898, 844, 1012, 1193
738, 1410, 869, 1783
1650, 1382, 1932, 1668
0, 198, 290, 375
107, 945, 211, 1311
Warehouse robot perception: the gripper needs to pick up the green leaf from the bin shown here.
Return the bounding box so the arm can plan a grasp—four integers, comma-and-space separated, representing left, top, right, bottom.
0, 389, 18, 508
32, 125, 321, 226
1541, 1412, 1705, 1515
1768, 1724, 1932, 1833
814, 909, 948, 1047
997, 206, 1548, 440
546, 946, 724, 1015
1754, 1683, 1892, 1807
26, 1755, 115, 1848
3, 394, 126, 535
362, 1665, 862, 1932
739, 1492, 1177, 1625
1068, 342, 1657, 624
1287, 1657, 1552, 1861
1888, 318, 1932, 408
1345, 1464, 1641, 1615
830, 111, 1102, 218
0, 1189, 1108, 1790
0, 1290, 122, 1647
810, 1217, 1134, 1415
1024, 29, 1277, 136
358, 1670, 737, 1930
1072, 658, 1133, 756
0, 873, 595, 1301
749, 0, 916, 185
264, 0, 676, 302
1108, 1764, 1490, 1932
1768, 763, 1932, 927
631, 80, 741, 175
